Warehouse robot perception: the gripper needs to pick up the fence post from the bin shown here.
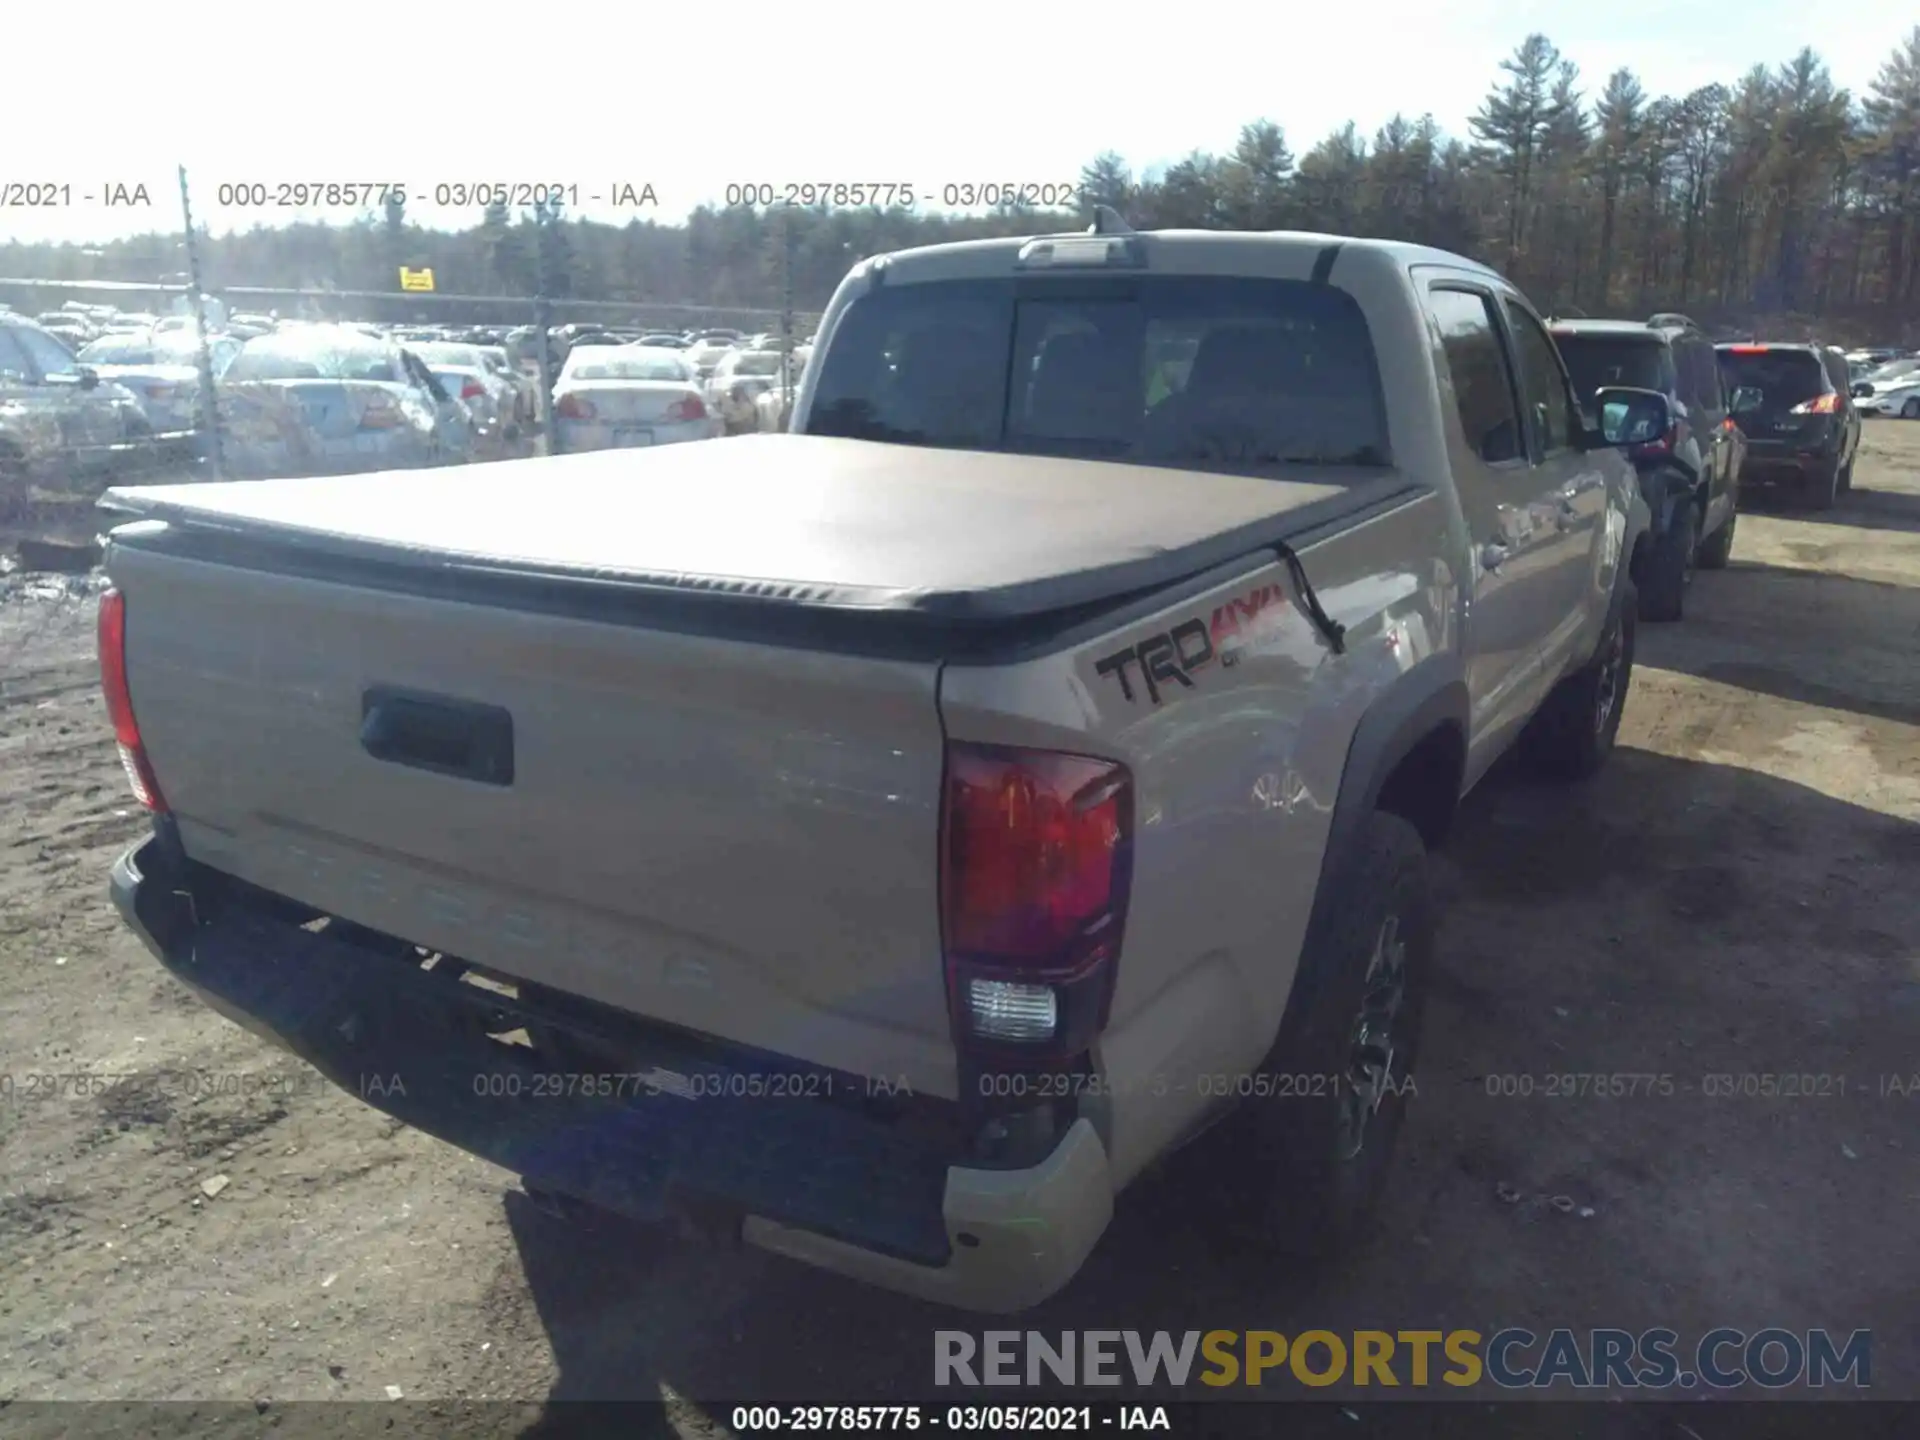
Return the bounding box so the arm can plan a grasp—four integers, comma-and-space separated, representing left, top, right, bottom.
533, 198, 560, 456
177, 166, 225, 482
780, 203, 796, 426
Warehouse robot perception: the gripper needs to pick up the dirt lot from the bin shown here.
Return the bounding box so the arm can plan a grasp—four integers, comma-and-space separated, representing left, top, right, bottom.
2, 427, 1917, 1430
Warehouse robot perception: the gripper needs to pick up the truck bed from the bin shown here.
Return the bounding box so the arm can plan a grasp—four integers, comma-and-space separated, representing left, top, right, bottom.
100, 434, 1407, 622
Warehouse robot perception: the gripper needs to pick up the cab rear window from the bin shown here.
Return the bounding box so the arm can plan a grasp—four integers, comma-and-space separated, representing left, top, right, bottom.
804, 275, 1391, 474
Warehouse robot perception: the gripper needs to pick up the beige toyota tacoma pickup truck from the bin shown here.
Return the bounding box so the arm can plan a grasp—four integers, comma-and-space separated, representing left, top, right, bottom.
100, 219, 1656, 1313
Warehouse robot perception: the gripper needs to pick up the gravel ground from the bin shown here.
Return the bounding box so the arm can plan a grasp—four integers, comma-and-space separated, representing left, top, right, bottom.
2, 428, 1917, 1432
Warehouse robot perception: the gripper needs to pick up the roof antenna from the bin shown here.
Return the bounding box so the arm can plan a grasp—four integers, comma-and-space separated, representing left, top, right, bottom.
1088, 205, 1134, 235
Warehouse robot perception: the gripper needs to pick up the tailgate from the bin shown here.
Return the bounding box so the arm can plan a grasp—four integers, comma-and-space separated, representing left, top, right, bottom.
109, 542, 959, 1099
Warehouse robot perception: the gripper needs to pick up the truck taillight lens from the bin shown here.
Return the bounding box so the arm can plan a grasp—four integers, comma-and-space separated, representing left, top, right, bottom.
666, 395, 708, 423
97, 587, 167, 813
941, 743, 1131, 1052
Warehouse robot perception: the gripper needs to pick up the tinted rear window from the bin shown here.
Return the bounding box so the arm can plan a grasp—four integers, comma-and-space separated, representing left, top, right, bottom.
805, 276, 1389, 472
1716, 349, 1826, 410
1555, 335, 1674, 402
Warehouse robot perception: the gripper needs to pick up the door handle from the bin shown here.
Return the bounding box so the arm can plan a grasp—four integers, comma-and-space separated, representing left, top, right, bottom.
361, 687, 515, 786
1480, 540, 1509, 571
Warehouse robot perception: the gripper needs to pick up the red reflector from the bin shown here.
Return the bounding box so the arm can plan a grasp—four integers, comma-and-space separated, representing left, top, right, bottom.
941, 744, 1129, 971
97, 588, 167, 812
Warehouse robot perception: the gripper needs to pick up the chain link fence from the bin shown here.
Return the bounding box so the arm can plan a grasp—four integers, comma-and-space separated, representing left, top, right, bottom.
1, 170, 825, 551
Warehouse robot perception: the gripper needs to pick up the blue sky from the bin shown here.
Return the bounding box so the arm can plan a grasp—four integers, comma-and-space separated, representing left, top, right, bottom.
4, 0, 1912, 249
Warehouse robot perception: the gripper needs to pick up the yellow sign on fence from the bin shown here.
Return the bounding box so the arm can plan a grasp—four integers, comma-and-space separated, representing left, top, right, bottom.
398, 267, 435, 292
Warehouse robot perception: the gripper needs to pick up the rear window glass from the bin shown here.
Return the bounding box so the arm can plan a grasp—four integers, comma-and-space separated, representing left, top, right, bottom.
1716, 349, 1826, 411
567, 355, 690, 382
1555, 335, 1674, 402
226, 339, 397, 383
804, 276, 1390, 472
78, 336, 156, 365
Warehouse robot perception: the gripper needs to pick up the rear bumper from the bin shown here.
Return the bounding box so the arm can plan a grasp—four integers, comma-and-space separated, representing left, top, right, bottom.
110, 837, 1113, 1313
1739, 445, 1838, 485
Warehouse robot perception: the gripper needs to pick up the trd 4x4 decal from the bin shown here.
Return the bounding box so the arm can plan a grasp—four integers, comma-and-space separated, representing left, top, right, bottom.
1093, 582, 1289, 704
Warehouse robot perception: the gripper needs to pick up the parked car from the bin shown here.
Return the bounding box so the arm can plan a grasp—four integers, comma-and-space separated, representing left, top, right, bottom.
1550, 315, 1742, 618
75, 329, 243, 454
1715, 343, 1860, 509
1850, 358, 1920, 419
477, 345, 538, 429
37, 316, 95, 349
214, 325, 466, 478
0, 317, 155, 488
408, 342, 521, 444
637, 333, 690, 349
707, 349, 789, 434
551, 345, 718, 451
98, 222, 1653, 1315
685, 338, 735, 380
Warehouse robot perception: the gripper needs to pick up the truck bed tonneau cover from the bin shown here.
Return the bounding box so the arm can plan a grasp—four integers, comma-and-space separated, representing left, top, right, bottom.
101, 434, 1410, 621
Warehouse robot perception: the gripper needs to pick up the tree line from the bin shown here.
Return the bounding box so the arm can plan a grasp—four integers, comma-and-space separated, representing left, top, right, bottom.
4, 28, 1916, 341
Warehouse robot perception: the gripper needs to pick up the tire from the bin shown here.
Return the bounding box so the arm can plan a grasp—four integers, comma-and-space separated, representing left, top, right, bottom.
1522, 578, 1637, 782
1221, 811, 1433, 1262
1695, 505, 1736, 569
1903, 398, 1920, 420
1805, 458, 1840, 510
1637, 502, 1696, 622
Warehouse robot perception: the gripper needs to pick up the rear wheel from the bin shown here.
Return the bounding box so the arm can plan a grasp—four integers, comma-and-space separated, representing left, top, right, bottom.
1523, 579, 1636, 782
1696, 505, 1737, 569
1638, 502, 1696, 622
1903, 398, 1920, 420
1225, 811, 1433, 1262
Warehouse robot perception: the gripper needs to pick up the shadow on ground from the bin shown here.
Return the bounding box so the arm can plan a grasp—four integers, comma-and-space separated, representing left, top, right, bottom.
498, 741, 1920, 1427
1741, 478, 1920, 536
1635, 560, 1920, 728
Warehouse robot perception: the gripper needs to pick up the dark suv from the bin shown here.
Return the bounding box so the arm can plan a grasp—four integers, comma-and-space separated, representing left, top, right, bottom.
1550, 314, 1742, 622
1714, 342, 1860, 511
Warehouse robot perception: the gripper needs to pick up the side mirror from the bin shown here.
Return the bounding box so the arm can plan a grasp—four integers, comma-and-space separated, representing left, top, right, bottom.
1594, 385, 1672, 447
1851, 383, 1871, 399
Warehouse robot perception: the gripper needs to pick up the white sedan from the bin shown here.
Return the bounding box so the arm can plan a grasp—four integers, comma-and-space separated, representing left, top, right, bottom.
551, 346, 721, 451
1853, 361, 1920, 419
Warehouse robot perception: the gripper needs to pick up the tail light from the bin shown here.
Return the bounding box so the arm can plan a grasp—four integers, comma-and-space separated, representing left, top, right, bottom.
97, 588, 167, 812
1721, 416, 1739, 432
1726, 344, 1769, 354
555, 393, 594, 421
460, 379, 487, 401
358, 395, 405, 430
941, 742, 1132, 1056
665, 395, 708, 423
1790, 393, 1840, 415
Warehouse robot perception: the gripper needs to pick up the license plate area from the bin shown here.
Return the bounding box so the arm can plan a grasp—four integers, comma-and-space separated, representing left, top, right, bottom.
613, 428, 654, 447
